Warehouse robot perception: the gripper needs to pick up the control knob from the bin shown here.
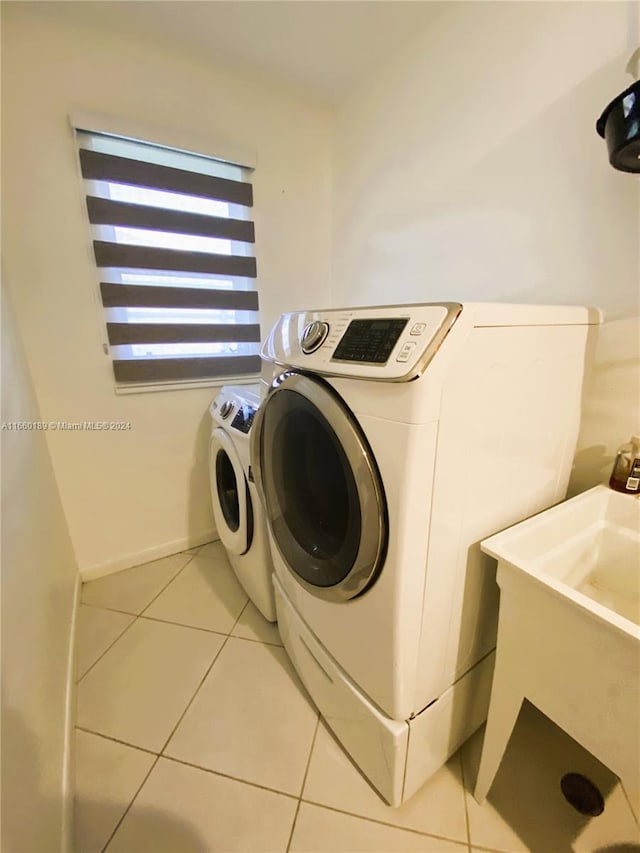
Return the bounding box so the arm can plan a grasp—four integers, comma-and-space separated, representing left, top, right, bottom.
301, 321, 329, 354
219, 400, 234, 419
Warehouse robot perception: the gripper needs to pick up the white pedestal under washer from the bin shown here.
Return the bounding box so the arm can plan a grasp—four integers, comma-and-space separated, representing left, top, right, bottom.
251, 302, 600, 804
209, 385, 275, 622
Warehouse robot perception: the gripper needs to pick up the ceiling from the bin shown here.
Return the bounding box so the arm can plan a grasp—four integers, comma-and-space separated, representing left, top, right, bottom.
22, 1, 445, 106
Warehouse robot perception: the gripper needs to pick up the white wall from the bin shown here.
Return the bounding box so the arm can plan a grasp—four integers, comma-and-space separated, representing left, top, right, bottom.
1, 5, 332, 573
571, 314, 640, 494
331, 1, 639, 486
1, 282, 79, 851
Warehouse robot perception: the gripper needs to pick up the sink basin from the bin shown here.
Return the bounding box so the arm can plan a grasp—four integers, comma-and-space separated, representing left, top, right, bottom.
474, 485, 640, 816
482, 485, 639, 631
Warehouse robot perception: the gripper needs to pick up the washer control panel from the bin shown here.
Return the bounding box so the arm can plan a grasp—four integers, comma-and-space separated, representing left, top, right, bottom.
263, 303, 462, 382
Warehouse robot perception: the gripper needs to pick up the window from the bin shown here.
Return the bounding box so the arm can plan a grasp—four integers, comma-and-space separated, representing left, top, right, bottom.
76, 130, 260, 387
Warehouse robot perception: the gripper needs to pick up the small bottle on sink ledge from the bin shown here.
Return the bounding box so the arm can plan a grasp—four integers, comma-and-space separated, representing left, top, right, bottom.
609, 435, 640, 494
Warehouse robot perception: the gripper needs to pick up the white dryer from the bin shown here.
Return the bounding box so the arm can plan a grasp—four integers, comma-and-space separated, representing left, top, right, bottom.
251, 302, 599, 805
209, 385, 275, 622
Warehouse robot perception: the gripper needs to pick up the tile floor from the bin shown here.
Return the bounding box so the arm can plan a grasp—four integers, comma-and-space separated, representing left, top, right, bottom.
74, 543, 640, 853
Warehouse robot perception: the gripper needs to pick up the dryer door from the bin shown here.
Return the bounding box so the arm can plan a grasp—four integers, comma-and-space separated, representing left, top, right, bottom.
209, 428, 252, 556
252, 371, 387, 601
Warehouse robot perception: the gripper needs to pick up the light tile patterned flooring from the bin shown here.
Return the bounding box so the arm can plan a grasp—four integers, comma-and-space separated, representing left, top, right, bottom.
74, 543, 640, 852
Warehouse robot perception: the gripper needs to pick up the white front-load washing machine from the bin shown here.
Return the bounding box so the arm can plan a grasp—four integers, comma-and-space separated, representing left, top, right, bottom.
209, 385, 275, 622
251, 302, 599, 804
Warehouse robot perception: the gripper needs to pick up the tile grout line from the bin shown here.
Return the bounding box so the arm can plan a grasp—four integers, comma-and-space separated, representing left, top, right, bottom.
76, 724, 302, 804
458, 748, 474, 852
221, 628, 283, 648
298, 712, 321, 800
77, 553, 254, 684
469, 846, 512, 853
89, 554, 237, 851
75, 726, 159, 757
137, 551, 198, 617
619, 780, 640, 828
77, 601, 139, 616
100, 754, 161, 853
234, 598, 250, 626
76, 549, 268, 850
286, 799, 303, 851
228, 633, 284, 648
89, 699, 473, 852
79, 551, 196, 622
298, 798, 472, 848
84, 728, 476, 852
161, 754, 300, 802
158, 634, 231, 756
75, 615, 138, 685
81, 557, 230, 617
286, 712, 321, 853
137, 613, 230, 638
82, 549, 196, 610
135, 609, 283, 647
75, 606, 280, 647
77, 566, 271, 757
76, 603, 282, 646
294, 719, 470, 848
76, 589, 197, 687
157, 598, 250, 757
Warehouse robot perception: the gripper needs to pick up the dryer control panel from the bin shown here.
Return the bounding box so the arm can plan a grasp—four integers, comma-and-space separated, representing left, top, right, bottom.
210, 384, 261, 432
231, 404, 256, 434
263, 303, 462, 382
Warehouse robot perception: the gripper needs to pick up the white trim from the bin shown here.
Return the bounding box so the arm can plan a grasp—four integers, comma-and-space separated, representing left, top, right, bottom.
80, 530, 219, 581
68, 110, 257, 170
61, 572, 81, 853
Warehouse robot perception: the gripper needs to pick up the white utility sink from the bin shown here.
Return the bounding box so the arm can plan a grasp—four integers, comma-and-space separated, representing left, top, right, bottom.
483, 484, 639, 629
474, 486, 640, 818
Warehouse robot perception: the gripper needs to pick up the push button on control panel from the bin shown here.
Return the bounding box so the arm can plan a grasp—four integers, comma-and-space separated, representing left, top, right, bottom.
396, 341, 417, 363
410, 323, 427, 336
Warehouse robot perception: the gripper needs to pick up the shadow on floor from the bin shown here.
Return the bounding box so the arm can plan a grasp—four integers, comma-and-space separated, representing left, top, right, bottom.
463, 703, 640, 853
75, 799, 208, 853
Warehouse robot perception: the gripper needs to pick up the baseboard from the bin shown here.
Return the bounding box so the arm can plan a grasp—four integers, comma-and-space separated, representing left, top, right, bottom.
61, 571, 81, 852
79, 530, 219, 582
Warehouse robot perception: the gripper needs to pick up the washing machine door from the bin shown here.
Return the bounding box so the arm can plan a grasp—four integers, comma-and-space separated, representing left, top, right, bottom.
252, 371, 387, 602
209, 428, 252, 556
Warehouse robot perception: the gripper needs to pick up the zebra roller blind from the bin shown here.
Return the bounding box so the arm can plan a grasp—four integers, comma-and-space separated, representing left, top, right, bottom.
76, 130, 261, 385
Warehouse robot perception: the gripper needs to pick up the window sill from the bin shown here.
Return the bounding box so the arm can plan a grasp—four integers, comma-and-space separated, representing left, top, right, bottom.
113, 374, 261, 395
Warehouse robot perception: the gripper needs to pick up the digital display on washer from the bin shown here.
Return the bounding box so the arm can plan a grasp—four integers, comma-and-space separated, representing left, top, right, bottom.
231, 405, 256, 434
332, 318, 409, 364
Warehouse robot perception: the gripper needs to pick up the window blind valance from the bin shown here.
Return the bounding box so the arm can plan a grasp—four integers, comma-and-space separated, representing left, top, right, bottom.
76, 130, 261, 386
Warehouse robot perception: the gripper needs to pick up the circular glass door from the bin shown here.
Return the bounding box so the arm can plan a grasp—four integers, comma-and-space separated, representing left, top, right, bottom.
209, 429, 250, 555
217, 448, 240, 532
253, 372, 387, 601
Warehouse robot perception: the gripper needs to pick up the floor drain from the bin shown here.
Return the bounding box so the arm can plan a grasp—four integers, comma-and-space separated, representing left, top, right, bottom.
560, 773, 605, 816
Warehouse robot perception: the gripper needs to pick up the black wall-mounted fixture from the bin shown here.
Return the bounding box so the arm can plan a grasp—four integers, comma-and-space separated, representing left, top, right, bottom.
596, 47, 640, 173
597, 80, 640, 172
